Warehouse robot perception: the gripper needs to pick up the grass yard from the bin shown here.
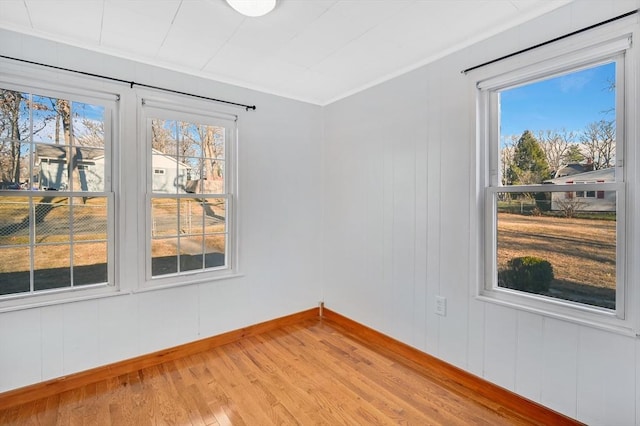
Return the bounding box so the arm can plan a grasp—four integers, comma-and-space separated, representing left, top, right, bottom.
497, 212, 616, 309
1, 195, 228, 291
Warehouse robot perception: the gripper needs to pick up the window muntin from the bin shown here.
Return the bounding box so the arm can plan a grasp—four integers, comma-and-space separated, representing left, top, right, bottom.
0, 86, 114, 298
482, 55, 625, 315
143, 103, 235, 282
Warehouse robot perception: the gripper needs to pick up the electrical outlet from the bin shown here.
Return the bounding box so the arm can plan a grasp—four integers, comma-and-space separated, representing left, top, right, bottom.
435, 296, 447, 316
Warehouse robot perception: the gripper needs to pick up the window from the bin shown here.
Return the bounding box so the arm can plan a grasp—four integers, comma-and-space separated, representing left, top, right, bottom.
141, 99, 236, 283
574, 181, 597, 198
476, 35, 632, 322
0, 84, 116, 300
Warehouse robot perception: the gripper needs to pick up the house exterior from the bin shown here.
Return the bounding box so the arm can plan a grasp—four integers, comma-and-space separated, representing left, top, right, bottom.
544, 168, 616, 212
38, 146, 194, 194
36, 145, 104, 191
553, 162, 593, 178
151, 149, 192, 194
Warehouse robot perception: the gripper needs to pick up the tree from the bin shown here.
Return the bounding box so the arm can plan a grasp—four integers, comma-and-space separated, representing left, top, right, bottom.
580, 120, 615, 170
75, 118, 104, 147
537, 129, 575, 176
196, 124, 224, 182
500, 135, 517, 187
555, 197, 587, 218
565, 144, 585, 164
507, 130, 551, 185
0, 90, 26, 183
151, 119, 176, 154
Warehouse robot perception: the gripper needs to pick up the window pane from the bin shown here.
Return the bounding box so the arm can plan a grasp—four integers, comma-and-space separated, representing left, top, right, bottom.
0, 196, 30, 246
207, 125, 225, 160
34, 196, 70, 243
182, 157, 202, 194
151, 153, 188, 194
73, 242, 107, 286
151, 198, 178, 237
179, 236, 203, 272
35, 143, 68, 190
203, 198, 226, 234
0, 142, 31, 189
72, 102, 105, 150
151, 119, 177, 156
204, 234, 226, 269
72, 196, 107, 241
178, 122, 202, 158
70, 146, 104, 192
180, 198, 204, 235
0, 90, 29, 142
0, 246, 30, 295
202, 159, 224, 194
499, 62, 616, 187
152, 237, 178, 276
32, 95, 72, 144
34, 244, 70, 291
179, 122, 225, 159
496, 191, 616, 309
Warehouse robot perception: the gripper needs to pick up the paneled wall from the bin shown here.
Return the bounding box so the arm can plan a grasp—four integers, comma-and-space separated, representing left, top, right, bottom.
0, 29, 324, 392
322, 1, 640, 424
2, 1, 640, 425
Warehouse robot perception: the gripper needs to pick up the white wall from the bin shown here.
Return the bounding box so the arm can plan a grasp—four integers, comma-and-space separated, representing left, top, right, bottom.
323, 1, 640, 425
0, 29, 324, 392
2, 2, 640, 425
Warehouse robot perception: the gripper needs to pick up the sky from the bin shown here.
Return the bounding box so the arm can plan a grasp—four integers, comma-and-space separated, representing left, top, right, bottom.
20, 96, 105, 146
500, 61, 616, 144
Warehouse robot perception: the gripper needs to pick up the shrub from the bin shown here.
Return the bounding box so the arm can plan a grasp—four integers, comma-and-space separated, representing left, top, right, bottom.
502, 256, 554, 294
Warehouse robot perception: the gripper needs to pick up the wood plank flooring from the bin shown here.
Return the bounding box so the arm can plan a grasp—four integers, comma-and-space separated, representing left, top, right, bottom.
0, 318, 564, 425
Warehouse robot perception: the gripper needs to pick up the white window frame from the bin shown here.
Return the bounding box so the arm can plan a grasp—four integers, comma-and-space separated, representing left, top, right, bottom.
0, 72, 121, 312
138, 95, 239, 290
474, 29, 638, 334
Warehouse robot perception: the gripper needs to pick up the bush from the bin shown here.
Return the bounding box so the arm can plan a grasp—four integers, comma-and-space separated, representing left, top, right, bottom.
501, 256, 554, 294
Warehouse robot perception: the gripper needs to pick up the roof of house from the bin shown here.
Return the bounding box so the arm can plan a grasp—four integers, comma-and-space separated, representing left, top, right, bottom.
36, 144, 104, 161
544, 167, 615, 185
151, 148, 191, 170
554, 163, 593, 178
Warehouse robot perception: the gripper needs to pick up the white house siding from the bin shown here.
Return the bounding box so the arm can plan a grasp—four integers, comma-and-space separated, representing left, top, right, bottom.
39, 160, 70, 190
546, 168, 617, 212
39, 160, 103, 192
323, 1, 640, 425
151, 152, 190, 194
550, 191, 617, 212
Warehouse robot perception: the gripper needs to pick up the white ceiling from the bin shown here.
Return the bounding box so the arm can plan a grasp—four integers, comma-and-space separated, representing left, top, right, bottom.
0, 0, 572, 105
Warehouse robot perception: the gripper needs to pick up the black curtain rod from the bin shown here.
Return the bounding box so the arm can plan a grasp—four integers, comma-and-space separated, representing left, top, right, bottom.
462, 9, 638, 74
0, 54, 257, 111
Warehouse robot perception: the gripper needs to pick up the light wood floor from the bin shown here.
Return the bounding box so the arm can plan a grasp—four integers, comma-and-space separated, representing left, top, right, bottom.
0, 318, 550, 425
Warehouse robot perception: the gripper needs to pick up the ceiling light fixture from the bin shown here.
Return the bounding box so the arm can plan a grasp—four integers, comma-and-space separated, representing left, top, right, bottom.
226, 0, 276, 17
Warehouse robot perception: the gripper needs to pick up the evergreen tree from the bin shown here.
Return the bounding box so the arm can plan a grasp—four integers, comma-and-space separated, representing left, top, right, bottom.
506, 130, 551, 185
565, 144, 585, 163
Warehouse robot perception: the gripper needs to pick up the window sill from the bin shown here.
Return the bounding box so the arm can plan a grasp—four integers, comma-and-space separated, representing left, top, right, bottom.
135, 271, 245, 294
0, 286, 130, 313
476, 290, 637, 337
